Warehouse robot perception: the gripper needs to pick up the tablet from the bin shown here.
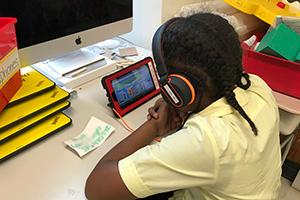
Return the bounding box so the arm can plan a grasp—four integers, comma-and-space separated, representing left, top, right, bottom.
0, 101, 70, 144
8, 66, 55, 106
102, 57, 160, 117
0, 86, 70, 131
0, 113, 72, 162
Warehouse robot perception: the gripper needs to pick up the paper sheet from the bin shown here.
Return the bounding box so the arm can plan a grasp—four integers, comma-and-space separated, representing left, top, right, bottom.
65, 116, 115, 157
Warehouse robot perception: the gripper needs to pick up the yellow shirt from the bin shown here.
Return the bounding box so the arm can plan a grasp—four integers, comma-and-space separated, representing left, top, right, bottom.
118, 74, 281, 200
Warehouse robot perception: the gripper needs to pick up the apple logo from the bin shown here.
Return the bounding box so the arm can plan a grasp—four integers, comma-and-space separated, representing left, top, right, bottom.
75, 36, 82, 45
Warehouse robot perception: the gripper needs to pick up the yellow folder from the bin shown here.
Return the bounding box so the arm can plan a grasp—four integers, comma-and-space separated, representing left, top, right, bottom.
0, 86, 69, 131
0, 113, 72, 162
0, 101, 70, 144
8, 66, 55, 106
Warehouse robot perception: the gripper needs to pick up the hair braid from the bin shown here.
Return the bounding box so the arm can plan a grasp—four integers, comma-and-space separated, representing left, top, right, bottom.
197, 15, 259, 136
205, 48, 258, 135
237, 73, 251, 90
223, 87, 258, 135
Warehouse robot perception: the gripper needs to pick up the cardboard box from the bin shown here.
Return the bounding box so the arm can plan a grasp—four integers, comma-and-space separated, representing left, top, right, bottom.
0, 18, 22, 112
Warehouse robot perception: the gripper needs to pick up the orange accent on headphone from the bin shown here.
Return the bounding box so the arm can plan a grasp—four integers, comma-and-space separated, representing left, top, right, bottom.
169, 74, 195, 105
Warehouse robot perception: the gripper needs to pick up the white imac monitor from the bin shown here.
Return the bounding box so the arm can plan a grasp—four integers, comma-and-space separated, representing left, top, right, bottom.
1, 1, 133, 67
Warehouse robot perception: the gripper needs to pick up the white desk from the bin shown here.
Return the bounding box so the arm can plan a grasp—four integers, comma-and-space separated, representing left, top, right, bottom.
1, 74, 300, 199
0, 77, 160, 200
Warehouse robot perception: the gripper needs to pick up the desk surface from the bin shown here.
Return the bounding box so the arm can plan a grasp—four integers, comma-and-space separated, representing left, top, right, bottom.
273, 91, 300, 115
1, 72, 300, 200
273, 91, 300, 135
0, 77, 159, 200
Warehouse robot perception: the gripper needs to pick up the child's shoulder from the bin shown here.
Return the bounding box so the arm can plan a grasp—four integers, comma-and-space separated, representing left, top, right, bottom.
247, 73, 277, 107
248, 74, 272, 92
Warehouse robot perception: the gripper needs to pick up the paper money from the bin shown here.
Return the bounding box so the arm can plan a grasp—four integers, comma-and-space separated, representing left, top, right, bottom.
65, 116, 115, 157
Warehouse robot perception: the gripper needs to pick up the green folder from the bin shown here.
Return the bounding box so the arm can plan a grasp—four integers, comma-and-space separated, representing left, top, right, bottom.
256, 23, 300, 61
8, 66, 55, 106
0, 101, 70, 144
0, 86, 70, 131
0, 113, 72, 162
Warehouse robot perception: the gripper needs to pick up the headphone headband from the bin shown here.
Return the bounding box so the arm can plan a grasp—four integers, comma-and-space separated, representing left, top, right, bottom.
152, 17, 203, 108
152, 18, 180, 84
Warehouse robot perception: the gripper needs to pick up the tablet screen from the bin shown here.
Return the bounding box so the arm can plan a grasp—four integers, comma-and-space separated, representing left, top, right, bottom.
112, 65, 155, 109
102, 57, 160, 117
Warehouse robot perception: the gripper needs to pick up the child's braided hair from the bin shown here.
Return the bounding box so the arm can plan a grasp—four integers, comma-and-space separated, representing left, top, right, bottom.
162, 13, 258, 135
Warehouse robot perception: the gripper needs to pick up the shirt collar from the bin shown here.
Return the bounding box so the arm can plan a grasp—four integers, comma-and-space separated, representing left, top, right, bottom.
195, 87, 249, 118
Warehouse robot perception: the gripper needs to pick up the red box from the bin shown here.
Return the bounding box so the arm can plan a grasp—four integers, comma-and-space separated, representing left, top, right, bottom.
242, 42, 300, 99
0, 18, 22, 112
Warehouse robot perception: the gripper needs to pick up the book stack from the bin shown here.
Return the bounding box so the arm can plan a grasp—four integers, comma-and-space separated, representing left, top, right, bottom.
0, 67, 72, 162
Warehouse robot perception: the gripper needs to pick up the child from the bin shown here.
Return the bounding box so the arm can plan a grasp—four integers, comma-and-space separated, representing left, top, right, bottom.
85, 13, 281, 200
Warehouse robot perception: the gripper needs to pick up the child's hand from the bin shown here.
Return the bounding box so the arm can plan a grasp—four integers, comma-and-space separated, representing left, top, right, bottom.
147, 98, 165, 120
147, 98, 188, 137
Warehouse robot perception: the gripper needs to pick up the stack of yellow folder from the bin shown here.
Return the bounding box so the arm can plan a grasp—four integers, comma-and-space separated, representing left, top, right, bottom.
0, 67, 72, 162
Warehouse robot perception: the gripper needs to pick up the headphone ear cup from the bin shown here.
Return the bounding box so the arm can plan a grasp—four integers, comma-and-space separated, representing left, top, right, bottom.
161, 74, 196, 107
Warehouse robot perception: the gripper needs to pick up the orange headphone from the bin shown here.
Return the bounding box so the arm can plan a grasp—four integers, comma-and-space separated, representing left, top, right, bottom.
152, 18, 203, 108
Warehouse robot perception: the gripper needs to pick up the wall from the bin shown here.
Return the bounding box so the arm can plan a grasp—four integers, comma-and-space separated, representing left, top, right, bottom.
121, 0, 202, 50
121, 0, 162, 50
161, 0, 201, 22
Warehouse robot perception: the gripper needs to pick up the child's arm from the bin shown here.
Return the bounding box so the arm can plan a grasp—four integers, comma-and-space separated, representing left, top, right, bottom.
85, 101, 181, 200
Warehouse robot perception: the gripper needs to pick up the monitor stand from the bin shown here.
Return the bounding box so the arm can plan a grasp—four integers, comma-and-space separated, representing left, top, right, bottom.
45, 48, 105, 76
